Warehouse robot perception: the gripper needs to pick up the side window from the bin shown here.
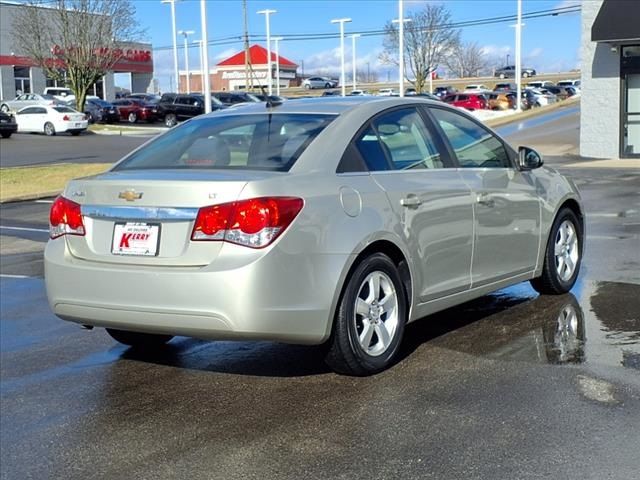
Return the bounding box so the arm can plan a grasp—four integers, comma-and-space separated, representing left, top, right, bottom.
175, 96, 189, 105
372, 108, 443, 170
34, 107, 47, 114
431, 108, 511, 168
355, 125, 391, 171
17, 107, 35, 115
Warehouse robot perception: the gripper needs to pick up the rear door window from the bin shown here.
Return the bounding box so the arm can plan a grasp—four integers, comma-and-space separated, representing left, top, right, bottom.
114, 113, 336, 172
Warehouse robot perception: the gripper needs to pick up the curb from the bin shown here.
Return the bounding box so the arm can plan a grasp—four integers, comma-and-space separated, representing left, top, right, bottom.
485, 97, 580, 128
1, 190, 60, 204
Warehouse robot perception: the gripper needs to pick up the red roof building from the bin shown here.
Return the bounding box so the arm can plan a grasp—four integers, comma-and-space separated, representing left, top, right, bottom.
179, 44, 299, 93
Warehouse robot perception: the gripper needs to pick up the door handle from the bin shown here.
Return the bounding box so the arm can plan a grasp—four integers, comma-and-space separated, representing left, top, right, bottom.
401, 195, 423, 208
477, 193, 495, 207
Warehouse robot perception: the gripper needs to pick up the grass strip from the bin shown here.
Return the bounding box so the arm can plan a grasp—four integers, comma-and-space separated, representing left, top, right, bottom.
0, 163, 111, 202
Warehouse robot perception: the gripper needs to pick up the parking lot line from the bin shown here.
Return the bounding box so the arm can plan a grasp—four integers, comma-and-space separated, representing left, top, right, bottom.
0, 226, 49, 233
0, 274, 32, 279
34, 200, 54, 204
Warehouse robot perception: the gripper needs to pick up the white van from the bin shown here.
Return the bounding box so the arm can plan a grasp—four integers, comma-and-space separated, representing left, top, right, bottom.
43, 87, 74, 102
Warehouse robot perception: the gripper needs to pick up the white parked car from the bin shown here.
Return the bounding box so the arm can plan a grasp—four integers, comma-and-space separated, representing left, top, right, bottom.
302, 77, 338, 89
349, 89, 370, 96
557, 79, 581, 93
15, 105, 88, 136
526, 81, 554, 89
463, 84, 489, 93
377, 88, 398, 96
525, 88, 558, 107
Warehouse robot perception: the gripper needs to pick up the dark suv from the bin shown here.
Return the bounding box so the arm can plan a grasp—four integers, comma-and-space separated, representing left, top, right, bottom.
212, 91, 261, 106
157, 93, 225, 127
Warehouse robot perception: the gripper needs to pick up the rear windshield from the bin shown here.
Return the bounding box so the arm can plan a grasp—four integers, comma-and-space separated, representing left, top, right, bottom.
114, 113, 336, 172
53, 106, 76, 113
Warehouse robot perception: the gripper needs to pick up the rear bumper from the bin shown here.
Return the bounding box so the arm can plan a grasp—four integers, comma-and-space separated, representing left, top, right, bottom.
44, 239, 350, 345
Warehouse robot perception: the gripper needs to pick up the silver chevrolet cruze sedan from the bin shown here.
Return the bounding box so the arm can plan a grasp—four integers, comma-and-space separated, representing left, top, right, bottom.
45, 97, 584, 375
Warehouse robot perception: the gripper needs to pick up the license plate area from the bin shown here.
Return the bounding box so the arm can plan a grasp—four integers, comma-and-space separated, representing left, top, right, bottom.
112, 222, 160, 256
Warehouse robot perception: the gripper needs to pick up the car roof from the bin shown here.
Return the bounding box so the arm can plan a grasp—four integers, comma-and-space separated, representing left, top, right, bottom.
199, 96, 442, 118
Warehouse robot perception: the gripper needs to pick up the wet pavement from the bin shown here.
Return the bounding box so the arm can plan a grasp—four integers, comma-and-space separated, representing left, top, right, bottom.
1, 108, 640, 479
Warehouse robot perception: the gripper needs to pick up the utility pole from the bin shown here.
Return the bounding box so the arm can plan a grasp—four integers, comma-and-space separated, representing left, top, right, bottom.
243, 0, 251, 91
200, 0, 211, 112
161, 0, 181, 93
351, 34, 360, 91
257, 9, 277, 95
515, 0, 523, 112
178, 30, 194, 93
273, 37, 283, 96
331, 17, 352, 97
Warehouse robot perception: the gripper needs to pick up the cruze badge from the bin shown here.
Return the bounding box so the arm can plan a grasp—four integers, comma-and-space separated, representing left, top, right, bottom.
118, 190, 143, 202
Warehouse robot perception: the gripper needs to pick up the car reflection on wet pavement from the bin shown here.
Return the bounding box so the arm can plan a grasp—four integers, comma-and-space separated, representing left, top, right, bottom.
412, 280, 640, 370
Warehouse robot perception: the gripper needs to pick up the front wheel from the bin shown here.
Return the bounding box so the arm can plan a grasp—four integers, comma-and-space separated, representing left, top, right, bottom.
523, 72, 529, 78
304, 84, 311, 89
127, 112, 137, 123
106, 328, 173, 348
531, 207, 582, 295
0, 104, 10, 113
499, 73, 505, 79
164, 113, 177, 128
325, 253, 408, 376
1, 131, 12, 138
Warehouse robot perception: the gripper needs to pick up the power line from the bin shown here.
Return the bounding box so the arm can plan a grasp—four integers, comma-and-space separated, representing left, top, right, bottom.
151, 5, 581, 52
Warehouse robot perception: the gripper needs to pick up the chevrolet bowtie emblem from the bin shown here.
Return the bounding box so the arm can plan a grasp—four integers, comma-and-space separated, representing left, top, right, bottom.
118, 190, 143, 202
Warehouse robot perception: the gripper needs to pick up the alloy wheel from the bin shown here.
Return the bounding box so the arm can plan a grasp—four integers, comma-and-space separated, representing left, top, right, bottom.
554, 220, 579, 281
353, 271, 399, 357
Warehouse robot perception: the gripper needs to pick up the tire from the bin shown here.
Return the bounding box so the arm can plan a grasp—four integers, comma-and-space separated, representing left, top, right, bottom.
304, 83, 311, 89
325, 83, 331, 88
499, 73, 505, 79
1, 132, 12, 139
523, 72, 529, 78
127, 112, 137, 123
44, 122, 56, 136
164, 113, 177, 128
531, 207, 582, 295
325, 253, 408, 376
0, 104, 9, 113
106, 328, 173, 348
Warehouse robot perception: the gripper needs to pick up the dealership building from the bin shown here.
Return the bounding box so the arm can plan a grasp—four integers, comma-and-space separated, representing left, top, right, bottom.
0, 1, 154, 102
581, 0, 640, 159
180, 44, 298, 93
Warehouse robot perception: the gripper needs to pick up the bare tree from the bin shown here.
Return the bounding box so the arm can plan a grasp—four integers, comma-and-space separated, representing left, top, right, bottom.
12, 0, 144, 112
444, 41, 491, 79
380, 4, 460, 93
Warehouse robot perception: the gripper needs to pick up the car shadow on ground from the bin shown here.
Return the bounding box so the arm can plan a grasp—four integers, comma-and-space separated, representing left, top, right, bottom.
119, 285, 538, 378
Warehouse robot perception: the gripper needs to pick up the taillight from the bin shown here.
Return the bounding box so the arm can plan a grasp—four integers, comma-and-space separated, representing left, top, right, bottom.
62, 115, 70, 121
49, 196, 85, 239
191, 197, 303, 248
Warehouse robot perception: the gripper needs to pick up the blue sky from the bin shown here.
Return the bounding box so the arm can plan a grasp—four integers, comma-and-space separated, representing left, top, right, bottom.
122, 0, 582, 91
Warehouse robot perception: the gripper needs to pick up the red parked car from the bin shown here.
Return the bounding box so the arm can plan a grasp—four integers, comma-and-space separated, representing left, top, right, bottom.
442, 93, 488, 111
112, 98, 159, 123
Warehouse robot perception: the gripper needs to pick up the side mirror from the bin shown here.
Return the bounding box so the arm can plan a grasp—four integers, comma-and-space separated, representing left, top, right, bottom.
518, 146, 544, 170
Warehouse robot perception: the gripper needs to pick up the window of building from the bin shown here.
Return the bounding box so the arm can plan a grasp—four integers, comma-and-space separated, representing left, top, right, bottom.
13, 67, 31, 95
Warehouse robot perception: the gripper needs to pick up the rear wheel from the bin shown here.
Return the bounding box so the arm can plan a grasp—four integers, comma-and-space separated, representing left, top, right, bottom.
499, 73, 505, 79
304, 84, 311, 89
1, 104, 10, 113
1, 131, 12, 138
523, 72, 529, 78
531, 207, 582, 295
106, 328, 173, 348
44, 122, 56, 136
164, 113, 177, 128
127, 112, 137, 123
325, 83, 331, 88
325, 253, 407, 376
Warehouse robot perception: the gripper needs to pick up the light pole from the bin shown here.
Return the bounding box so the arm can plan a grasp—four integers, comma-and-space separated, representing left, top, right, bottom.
200, 0, 211, 112
506, 53, 510, 66
331, 17, 352, 97
393, 11, 411, 97
351, 33, 360, 91
273, 37, 283, 96
178, 30, 194, 93
197, 39, 205, 92
161, 0, 181, 94
515, 0, 522, 112
257, 9, 277, 95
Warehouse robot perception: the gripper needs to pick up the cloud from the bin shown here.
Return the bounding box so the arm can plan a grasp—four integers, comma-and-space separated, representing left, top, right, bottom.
214, 48, 237, 61
527, 47, 544, 59
554, 0, 581, 9
303, 46, 385, 77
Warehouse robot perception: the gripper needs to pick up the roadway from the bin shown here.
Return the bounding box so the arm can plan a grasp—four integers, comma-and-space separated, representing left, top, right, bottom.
1, 103, 639, 480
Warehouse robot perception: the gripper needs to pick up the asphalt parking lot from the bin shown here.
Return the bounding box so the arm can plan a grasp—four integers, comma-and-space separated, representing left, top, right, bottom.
1, 108, 639, 479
